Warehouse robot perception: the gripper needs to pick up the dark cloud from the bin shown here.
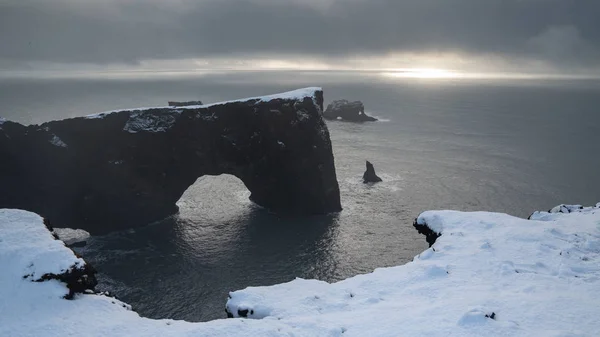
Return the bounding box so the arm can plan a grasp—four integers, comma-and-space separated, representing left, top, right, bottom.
1, 0, 599, 71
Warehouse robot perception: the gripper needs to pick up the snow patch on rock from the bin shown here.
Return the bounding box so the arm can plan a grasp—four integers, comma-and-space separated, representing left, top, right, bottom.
296, 109, 311, 121
85, 88, 322, 120
123, 110, 180, 133
0, 209, 85, 281
50, 134, 68, 148
192, 87, 322, 109
53, 228, 91, 246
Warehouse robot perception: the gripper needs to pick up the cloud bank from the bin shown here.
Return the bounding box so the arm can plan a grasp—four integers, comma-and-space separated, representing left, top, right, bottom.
1, 0, 599, 73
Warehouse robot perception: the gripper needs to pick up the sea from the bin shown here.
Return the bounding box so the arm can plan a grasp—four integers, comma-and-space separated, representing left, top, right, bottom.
1, 70, 599, 322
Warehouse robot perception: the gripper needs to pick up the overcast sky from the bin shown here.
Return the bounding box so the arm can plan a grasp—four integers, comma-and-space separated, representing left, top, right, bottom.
1, 0, 599, 74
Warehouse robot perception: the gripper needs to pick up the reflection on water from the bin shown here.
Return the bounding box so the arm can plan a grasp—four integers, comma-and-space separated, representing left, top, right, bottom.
75, 175, 346, 321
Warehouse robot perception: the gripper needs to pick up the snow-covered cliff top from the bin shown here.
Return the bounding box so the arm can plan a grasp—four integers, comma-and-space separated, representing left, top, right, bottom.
85, 87, 323, 119
227, 203, 600, 336
2, 203, 599, 336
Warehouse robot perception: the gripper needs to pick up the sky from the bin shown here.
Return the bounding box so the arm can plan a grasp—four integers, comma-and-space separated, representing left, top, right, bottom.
1, 0, 600, 76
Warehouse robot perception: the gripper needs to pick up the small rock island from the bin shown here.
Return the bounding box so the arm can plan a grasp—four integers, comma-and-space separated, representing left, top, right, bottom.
323, 100, 377, 122
363, 160, 383, 183
168, 100, 204, 107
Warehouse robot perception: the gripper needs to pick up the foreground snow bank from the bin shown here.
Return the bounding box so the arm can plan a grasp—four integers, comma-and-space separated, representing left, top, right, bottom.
2, 204, 599, 336
227, 203, 600, 336
0, 209, 318, 336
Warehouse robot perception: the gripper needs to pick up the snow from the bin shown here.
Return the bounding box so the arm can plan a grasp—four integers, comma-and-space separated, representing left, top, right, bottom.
53, 228, 91, 246
84, 87, 322, 119
49, 134, 68, 147
0, 209, 85, 281
192, 87, 322, 110
85, 108, 155, 120
297, 109, 311, 121
0, 208, 304, 337
2, 203, 599, 336
0, 117, 6, 124
226, 203, 600, 336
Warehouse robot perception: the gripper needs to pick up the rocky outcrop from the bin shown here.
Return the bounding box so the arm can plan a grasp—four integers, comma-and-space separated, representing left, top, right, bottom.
168, 100, 203, 107
323, 100, 377, 122
1, 210, 99, 300
0, 88, 342, 234
363, 161, 382, 183
412, 219, 441, 247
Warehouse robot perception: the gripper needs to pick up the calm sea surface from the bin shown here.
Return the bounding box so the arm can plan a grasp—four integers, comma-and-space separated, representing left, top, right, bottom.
2, 71, 599, 321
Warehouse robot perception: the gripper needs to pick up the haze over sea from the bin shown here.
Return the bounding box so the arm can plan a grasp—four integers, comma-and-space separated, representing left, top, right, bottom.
2, 70, 599, 322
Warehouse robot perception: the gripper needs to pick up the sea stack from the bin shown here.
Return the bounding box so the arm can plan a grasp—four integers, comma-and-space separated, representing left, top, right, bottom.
323, 100, 377, 122
363, 161, 382, 183
0, 88, 342, 234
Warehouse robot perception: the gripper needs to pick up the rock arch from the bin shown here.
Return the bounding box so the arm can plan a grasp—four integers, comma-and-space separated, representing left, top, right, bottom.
0, 88, 342, 233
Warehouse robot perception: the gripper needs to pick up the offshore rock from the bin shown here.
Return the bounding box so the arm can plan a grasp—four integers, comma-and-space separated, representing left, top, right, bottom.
0, 88, 341, 234
168, 100, 203, 107
323, 100, 377, 122
363, 161, 382, 184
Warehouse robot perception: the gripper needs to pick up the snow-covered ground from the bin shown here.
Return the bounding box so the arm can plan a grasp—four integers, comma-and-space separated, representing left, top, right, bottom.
85, 87, 323, 119
227, 203, 600, 336
2, 203, 599, 336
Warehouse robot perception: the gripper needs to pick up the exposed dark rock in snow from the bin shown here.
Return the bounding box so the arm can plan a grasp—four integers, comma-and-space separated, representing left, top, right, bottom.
412, 219, 441, 247
33, 262, 98, 299
362, 161, 382, 184
0, 88, 342, 234
168, 100, 203, 107
323, 100, 377, 122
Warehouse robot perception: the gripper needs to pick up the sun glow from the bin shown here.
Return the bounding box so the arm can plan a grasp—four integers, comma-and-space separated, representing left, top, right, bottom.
381, 68, 460, 79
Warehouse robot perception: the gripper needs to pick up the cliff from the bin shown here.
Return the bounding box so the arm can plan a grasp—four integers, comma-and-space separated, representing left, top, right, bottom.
0, 88, 341, 233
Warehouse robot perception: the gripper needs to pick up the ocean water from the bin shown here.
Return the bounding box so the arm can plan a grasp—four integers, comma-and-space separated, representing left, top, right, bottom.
2, 71, 600, 322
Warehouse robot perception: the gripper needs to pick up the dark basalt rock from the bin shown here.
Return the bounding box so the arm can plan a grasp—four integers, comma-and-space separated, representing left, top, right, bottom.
0, 88, 342, 234
168, 100, 203, 107
363, 161, 382, 183
413, 219, 441, 248
323, 99, 377, 122
34, 262, 98, 299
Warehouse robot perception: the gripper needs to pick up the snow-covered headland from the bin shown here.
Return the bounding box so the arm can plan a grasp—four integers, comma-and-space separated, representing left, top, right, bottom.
2, 203, 599, 336
0, 88, 341, 234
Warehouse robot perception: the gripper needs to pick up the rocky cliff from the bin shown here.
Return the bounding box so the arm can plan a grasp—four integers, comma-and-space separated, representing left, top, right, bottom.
0, 88, 341, 233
